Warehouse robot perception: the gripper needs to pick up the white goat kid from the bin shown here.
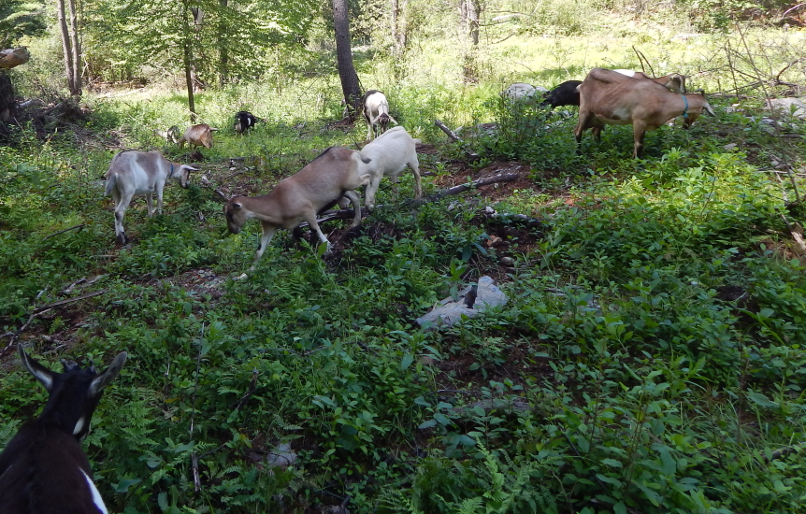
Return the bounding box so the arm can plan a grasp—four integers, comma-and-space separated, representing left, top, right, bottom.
223, 146, 372, 266
104, 150, 197, 244
359, 126, 422, 212
362, 90, 398, 140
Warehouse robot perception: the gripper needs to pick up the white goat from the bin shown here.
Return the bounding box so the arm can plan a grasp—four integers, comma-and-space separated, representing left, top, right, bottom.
104, 150, 197, 244
359, 126, 422, 212
223, 146, 372, 266
361, 90, 398, 140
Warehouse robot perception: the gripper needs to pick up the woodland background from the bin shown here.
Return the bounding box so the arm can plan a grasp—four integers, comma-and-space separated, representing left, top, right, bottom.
1, 0, 806, 513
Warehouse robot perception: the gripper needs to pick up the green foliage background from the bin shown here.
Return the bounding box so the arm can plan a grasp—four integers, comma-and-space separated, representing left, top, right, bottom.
2, 0, 806, 513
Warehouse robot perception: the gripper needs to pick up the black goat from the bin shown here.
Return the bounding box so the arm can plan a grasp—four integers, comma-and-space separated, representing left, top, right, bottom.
0, 345, 127, 514
541, 80, 582, 108
234, 111, 261, 135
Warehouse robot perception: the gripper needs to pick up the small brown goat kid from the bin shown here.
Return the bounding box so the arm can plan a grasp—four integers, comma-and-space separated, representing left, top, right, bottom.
177, 123, 217, 149
223, 147, 372, 266
575, 68, 714, 158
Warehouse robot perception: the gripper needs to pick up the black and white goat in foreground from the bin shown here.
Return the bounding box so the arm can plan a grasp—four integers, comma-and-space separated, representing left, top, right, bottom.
361, 90, 397, 140
104, 150, 197, 244
0, 345, 127, 514
224, 146, 372, 266
234, 111, 261, 135
359, 126, 422, 212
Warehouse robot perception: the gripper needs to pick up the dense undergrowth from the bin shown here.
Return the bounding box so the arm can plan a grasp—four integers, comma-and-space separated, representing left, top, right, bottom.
3, 12, 806, 514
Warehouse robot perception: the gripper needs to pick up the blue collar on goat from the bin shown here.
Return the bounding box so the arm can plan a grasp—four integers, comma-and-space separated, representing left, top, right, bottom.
0, 345, 127, 514
681, 94, 689, 119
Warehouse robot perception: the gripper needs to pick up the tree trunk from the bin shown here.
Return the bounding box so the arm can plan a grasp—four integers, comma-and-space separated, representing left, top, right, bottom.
461, 0, 481, 45
0, 73, 15, 123
183, 6, 196, 122
390, 0, 407, 56
67, 0, 82, 96
218, 0, 228, 86
56, 0, 77, 95
468, 0, 480, 45
184, 42, 196, 122
459, 0, 481, 83
332, 0, 362, 121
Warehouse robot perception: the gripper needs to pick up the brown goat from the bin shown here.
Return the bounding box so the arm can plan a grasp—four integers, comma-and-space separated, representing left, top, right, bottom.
575, 68, 714, 158
223, 147, 372, 266
177, 123, 217, 149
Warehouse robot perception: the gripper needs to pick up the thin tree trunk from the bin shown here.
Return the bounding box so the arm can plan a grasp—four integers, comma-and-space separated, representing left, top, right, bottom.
332, 0, 362, 121
460, 0, 481, 83
390, 0, 407, 56
67, 0, 82, 96
466, 0, 480, 45
183, 6, 196, 122
184, 42, 196, 121
56, 0, 76, 95
218, 0, 228, 86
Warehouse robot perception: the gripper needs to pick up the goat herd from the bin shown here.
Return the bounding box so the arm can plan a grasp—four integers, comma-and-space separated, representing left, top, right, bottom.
511, 67, 714, 158
106, 73, 713, 258
0, 74, 714, 513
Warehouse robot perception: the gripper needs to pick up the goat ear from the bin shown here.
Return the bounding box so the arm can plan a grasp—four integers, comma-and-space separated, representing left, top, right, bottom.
232, 201, 243, 210
18, 344, 55, 392
89, 351, 127, 397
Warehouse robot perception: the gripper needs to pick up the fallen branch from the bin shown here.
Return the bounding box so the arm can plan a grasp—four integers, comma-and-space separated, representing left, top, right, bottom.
1, 289, 107, 356
32, 289, 107, 314
434, 119, 463, 143
410, 173, 520, 206
434, 119, 480, 161
42, 224, 85, 241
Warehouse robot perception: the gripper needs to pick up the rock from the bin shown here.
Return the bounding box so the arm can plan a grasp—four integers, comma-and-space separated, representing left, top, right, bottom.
766, 98, 806, 119
500, 256, 515, 266
723, 143, 737, 151
266, 443, 297, 470
416, 276, 508, 329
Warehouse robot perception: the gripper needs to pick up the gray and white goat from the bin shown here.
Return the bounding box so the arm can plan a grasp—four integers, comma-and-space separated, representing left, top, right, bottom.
361, 90, 398, 140
223, 146, 372, 266
359, 126, 422, 212
104, 150, 197, 244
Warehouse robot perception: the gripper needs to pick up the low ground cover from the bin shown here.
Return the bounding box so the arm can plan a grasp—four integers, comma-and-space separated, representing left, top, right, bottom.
2, 21, 806, 514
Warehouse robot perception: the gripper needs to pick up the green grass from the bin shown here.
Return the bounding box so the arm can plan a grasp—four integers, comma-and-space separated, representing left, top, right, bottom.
2, 14, 806, 514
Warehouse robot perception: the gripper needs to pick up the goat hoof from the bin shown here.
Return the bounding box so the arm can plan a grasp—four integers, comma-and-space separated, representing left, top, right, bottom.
117, 234, 129, 245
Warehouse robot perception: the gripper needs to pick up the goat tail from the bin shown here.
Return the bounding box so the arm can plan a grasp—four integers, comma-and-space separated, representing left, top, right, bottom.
703, 103, 716, 117
104, 173, 116, 196
413, 138, 422, 145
